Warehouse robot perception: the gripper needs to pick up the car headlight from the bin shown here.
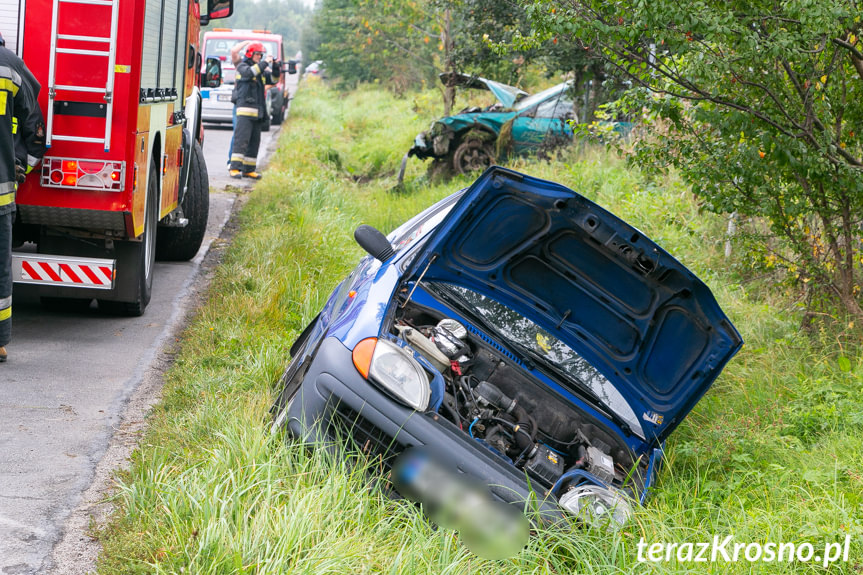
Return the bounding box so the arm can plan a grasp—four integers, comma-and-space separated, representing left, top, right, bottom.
558, 484, 632, 529
353, 338, 430, 411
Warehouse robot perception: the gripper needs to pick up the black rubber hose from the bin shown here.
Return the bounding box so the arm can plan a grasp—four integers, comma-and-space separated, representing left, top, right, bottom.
511, 405, 537, 442
490, 416, 533, 453
440, 396, 462, 428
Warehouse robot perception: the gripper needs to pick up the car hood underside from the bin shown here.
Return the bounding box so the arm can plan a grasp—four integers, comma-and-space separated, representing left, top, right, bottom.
407, 167, 743, 444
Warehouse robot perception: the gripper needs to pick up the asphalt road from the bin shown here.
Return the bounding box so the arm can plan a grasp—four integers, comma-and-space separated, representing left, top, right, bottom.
0, 191, 241, 574
0, 77, 293, 573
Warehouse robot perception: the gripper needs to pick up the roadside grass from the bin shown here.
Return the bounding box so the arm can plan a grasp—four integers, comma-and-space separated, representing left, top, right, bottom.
97, 80, 862, 573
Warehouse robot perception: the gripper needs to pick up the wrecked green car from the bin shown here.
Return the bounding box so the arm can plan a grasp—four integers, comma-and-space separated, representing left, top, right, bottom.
409, 78, 576, 175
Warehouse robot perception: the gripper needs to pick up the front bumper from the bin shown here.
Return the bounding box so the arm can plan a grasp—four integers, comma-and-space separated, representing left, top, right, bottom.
201, 88, 234, 123
407, 132, 434, 160
285, 336, 568, 524
201, 107, 233, 123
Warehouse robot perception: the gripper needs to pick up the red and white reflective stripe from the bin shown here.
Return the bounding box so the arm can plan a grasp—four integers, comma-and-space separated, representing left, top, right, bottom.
20, 261, 113, 286
11, 254, 115, 290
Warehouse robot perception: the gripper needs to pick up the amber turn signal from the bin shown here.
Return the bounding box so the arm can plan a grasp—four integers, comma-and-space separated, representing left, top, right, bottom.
351, 337, 377, 379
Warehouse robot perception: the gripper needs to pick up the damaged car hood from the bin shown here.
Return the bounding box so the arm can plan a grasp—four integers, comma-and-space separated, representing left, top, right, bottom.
439, 72, 528, 108
434, 111, 518, 135
406, 167, 743, 445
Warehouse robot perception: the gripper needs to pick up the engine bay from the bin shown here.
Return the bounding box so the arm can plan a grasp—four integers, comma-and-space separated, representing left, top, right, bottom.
390, 296, 648, 502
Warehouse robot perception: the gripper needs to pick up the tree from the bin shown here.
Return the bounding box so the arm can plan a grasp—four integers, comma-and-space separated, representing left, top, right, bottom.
446, 0, 536, 85
304, 0, 635, 121
517, 0, 863, 317
309, 0, 442, 91
450, 0, 614, 119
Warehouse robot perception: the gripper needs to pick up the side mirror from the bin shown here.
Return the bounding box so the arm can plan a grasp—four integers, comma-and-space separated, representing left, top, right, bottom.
286, 60, 298, 75
354, 225, 395, 262
203, 57, 222, 88
200, 0, 233, 25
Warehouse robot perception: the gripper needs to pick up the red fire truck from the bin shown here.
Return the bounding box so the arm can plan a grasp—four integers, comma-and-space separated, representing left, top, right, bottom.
0, 0, 232, 315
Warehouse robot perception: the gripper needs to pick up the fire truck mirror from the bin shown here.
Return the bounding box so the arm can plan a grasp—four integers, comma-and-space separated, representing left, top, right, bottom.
204, 57, 222, 88
201, 0, 234, 25
286, 60, 298, 75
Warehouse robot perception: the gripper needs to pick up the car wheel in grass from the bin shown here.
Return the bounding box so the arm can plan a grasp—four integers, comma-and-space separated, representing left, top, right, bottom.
453, 139, 495, 175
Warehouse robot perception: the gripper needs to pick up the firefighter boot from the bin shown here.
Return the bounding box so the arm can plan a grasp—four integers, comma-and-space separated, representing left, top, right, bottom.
243, 171, 262, 180
0, 346, 7, 363
229, 170, 243, 179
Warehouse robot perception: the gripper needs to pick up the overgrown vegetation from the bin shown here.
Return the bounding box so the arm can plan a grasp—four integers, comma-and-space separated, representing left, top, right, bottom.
302, 0, 619, 119
514, 0, 863, 318
96, 81, 862, 573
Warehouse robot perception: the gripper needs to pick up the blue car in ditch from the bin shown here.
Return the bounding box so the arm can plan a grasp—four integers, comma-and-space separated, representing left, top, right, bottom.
270, 167, 742, 554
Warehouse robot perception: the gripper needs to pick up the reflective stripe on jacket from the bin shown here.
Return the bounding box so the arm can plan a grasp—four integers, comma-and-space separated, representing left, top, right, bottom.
0, 48, 44, 215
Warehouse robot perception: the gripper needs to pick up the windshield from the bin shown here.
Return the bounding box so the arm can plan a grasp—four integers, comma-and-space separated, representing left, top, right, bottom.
514, 82, 570, 112
205, 39, 279, 65
431, 282, 643, 436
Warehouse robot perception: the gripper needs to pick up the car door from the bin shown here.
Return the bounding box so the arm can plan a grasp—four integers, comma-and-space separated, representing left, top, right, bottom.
511, 90, 575, 155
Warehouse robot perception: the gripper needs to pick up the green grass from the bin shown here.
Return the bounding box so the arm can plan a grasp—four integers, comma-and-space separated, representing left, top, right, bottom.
96, 80, 863, 574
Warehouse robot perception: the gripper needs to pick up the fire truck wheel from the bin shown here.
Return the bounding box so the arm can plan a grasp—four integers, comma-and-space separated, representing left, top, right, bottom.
156, 140, 210, 261
270, 88, 285, 125
261, 92, 272, 132
101, 160, 157, 316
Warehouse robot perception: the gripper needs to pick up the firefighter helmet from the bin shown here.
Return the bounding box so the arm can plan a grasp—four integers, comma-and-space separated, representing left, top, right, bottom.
245, 42, 265, 59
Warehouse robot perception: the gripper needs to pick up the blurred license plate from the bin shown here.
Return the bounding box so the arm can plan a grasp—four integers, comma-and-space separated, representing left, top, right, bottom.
217, 94, 232, 102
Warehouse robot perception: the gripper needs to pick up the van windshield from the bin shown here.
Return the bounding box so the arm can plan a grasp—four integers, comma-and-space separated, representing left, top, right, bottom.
204, 39, 279, 64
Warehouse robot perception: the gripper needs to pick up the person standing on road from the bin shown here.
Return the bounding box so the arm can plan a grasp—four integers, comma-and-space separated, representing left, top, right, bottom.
0, 33, 46, 363
229, 42, 277, 180
226, 40, 252, 166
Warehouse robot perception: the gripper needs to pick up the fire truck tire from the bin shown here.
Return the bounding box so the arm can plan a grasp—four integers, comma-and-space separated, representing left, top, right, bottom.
270, 88, 285, 125
156, 140, 210, 261
101, 161, 157, 316
261, 92, 272, 132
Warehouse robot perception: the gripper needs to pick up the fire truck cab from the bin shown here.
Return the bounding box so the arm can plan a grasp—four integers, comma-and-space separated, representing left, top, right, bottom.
1, 0, 233, 315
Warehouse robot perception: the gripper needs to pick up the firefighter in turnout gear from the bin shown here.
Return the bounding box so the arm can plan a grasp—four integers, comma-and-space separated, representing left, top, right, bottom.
229, 41, 278, 179
0, 33, 46, 363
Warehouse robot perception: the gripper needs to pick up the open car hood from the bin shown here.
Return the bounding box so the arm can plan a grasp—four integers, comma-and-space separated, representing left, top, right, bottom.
439, 72, 528, 109
407, 167, 743, 444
